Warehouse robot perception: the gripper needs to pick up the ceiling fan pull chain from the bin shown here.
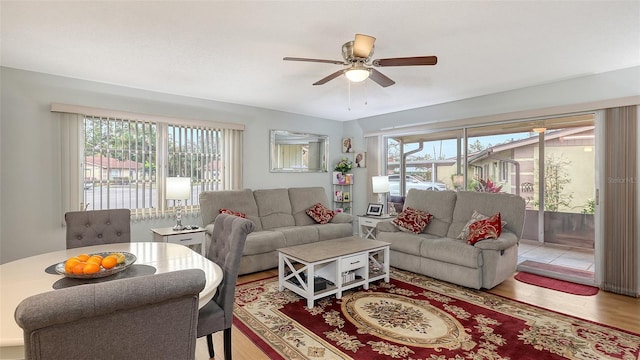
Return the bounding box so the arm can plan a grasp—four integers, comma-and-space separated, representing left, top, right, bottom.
364, 80, 368, 106
348, 80, 352, 111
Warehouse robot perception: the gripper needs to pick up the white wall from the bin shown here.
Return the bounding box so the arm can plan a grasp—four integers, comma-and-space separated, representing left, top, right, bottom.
354, 66, 640, 134
0, 67, 352, 263
2, 66, 639, 264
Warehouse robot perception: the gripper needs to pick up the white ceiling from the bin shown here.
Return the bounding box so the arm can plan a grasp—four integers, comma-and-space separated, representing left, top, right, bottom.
1, 1, 639, 122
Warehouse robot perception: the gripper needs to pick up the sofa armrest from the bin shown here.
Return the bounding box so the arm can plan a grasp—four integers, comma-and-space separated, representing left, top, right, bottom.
330, 213, 353, 224
204, 223, 214, 236
472, 230, 518, 251
376, 220, 399, 233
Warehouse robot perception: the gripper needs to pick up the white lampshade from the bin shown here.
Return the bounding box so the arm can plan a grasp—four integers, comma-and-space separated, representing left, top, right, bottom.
372, 176, 390, 194
345, 67, 370, 82
166, 177, 191, 200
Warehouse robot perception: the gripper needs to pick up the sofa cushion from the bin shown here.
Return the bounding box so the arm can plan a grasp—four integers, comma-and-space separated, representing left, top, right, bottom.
219, 208, 247, 218
403, 189, 457, 237
376, 231, 438, 256
473, 230, 519, 251
305, 203, 335, 224
253, 189, 295, 230
199, 189, 262, 231
329, 213, 352, 224
467, 213, 503, 245
243, 231, 286, 256
392, 207, 433, 233
277, 226, 320, 247
447, 191, 525, 239
419, 238, 483, 268
314, 223, 353, 241
289, 187, 332, 226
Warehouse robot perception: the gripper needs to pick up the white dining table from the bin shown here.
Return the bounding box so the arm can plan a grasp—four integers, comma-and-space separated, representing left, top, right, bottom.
0, 242, 222, 360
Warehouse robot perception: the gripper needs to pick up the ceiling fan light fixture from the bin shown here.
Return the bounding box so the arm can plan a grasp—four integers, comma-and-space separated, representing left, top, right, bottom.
345, 67, 370, 82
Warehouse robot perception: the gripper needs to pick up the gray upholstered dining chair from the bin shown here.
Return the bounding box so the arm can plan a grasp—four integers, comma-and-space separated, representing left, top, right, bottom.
15, 269, 206, 360
197, 213, 255, 360
65, 208, 131, 249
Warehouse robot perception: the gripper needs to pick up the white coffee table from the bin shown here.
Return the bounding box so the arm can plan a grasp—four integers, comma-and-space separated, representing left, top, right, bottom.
278, 236, 389, 308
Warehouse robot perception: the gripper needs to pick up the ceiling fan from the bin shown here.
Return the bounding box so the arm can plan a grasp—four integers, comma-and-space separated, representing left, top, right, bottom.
283, 34, 437, 87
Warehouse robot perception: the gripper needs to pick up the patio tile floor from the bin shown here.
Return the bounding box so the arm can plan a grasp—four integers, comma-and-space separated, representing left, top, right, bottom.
517, 239, 595, 285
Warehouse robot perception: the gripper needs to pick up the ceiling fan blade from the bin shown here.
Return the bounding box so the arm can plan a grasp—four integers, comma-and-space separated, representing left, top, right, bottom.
283, 57, 345, 65
369, 69, 395, 87
372, 56, 438, 67
353, 34, 376, 58
313, 69, 345, 85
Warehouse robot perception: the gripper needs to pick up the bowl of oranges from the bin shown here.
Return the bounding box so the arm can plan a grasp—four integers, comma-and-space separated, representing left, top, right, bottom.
55, 252, 136, 279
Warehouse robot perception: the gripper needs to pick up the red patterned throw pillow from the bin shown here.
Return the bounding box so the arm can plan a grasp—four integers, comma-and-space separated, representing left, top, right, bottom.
392, 207, 433, 234
219, 208, 247, 218
305, 203, 335, 224
467, 212, 502, 245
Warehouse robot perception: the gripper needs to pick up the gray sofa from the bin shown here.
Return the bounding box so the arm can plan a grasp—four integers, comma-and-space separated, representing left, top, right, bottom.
376, 189, 526, 289
199, 187, 353, 275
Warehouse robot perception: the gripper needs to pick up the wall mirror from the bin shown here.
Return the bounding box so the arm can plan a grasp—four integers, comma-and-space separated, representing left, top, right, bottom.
270, 130, 328, 172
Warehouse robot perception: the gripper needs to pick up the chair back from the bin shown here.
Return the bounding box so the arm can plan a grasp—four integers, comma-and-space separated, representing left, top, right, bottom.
208, 213, 255, 328
65, 209, 131, 249
15, 269, 205, 360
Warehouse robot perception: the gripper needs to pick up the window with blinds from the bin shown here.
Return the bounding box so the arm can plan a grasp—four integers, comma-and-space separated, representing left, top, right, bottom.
82, 116, 223, 217
166, 124, 222, 208
83, 117, 157, 211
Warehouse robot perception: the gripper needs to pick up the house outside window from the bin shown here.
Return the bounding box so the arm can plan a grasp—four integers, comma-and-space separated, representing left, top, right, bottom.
500, 161, 509, 182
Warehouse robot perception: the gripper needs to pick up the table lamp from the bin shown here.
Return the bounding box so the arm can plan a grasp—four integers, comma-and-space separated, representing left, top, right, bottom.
166, 177, 191, 230
372, 175, 390, 213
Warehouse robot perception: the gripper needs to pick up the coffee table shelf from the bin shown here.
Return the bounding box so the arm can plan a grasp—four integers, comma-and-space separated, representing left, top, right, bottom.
278, 237, 390, 308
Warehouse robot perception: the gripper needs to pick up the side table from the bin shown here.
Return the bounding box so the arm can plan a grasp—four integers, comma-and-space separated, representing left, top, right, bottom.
151, 227, 206, 256
358, 215, 392, 240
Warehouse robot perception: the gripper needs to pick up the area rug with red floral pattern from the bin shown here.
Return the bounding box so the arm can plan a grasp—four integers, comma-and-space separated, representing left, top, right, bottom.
233, 268, 639, 360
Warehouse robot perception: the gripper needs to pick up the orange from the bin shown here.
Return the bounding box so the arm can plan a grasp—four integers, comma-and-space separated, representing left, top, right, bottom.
72, 262, 86, 274
64, 258, 81, 273
102, 256, 118, 269
83, 262, 100, 274
87, 256, 102, 265
76, 254, 90, 262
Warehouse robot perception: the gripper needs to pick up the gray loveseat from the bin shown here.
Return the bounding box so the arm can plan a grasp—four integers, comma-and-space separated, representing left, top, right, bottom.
376, 189, 526, 289
200, 187, 353, 275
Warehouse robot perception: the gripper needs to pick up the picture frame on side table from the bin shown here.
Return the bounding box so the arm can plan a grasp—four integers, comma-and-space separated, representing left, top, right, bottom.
366, 203, 384, 216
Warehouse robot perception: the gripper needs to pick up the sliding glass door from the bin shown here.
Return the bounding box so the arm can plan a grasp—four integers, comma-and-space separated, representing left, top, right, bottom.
384, 114, 597, 280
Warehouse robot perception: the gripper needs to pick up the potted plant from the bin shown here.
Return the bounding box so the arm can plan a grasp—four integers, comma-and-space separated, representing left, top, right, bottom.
334, 158, 353, 174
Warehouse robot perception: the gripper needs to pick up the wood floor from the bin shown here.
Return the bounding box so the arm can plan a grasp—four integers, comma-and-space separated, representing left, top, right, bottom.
195, 269, 640, 360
